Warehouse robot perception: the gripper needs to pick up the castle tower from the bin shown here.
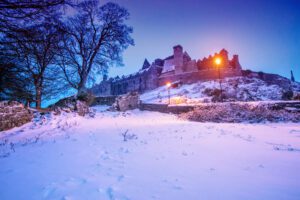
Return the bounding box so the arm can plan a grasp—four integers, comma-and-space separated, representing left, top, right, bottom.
219, 49, 229, 67
231, 55, 242, 70
173, 45, 184, 74
142, 59, 150, 69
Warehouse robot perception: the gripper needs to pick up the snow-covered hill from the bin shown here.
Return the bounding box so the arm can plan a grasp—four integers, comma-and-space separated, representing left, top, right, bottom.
0, 106, 300, 200
140, 77, 300, 105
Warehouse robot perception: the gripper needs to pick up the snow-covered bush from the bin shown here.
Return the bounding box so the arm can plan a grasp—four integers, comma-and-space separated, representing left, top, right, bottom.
293, 92, 300, 100
282, 90, 293, 100
121, 129, 137, 141
180, 102, 300, 123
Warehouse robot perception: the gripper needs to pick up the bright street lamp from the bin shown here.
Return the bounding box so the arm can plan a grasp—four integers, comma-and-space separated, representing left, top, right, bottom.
166, 82, 171, 104
215, 57, 223, 101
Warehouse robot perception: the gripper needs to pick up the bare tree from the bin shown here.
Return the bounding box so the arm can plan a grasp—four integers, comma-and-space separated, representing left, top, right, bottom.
0, 0, 69, 38
0, 0, 71, 107
59, 1, 134, 94
0, 1, 67, 22
2, 18, 65, 108
0, 61, 34, 105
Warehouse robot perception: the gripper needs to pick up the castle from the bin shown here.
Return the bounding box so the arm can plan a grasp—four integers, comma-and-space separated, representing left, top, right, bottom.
90, 45, 242, 96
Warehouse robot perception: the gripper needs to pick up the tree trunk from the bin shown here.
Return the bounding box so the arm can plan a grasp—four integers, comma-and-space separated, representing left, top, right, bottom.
35, 86, 42, 109
77, 73, 88, 95
78, 82, 87, 96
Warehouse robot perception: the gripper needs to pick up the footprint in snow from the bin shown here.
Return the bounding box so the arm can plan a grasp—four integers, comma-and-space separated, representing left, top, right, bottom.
205, 126, 214, 129
234, 134, 254, 142
106, 187, 130, 200
119, 147, 130, 154
289, 129, 300, 134
100, 153, 110, 160
117, 175, 125, 182
61, 195, 73, 200
268, 143, 300, 152
172, 185, 183, 190
42, 185, 56, 198
258, 164, 264, 168
64, 177, 87, 187
162, 179, 183, 191
182, 151, 188, 156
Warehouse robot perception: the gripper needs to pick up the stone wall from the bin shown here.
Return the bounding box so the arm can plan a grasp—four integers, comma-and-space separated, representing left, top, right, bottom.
111, 92, 139, 111
91, 96, 117, 106
158, 68, 242, 86
139, 101, 300, 115
139, 103, 195, 114
0, 101, 33, 131
180, 101, 300, 123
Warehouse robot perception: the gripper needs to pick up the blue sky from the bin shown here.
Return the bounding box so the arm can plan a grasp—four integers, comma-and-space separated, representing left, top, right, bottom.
104, 0, 300, 80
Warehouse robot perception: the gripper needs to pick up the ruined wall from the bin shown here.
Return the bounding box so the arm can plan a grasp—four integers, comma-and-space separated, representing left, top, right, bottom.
139, 103, 194, 114
0, 101, 33, 131
158, 68, 242, 86
91, 96, 117, 106
90, 81, 111, 96
103, 65, 161, 96
90, 46, 243, 96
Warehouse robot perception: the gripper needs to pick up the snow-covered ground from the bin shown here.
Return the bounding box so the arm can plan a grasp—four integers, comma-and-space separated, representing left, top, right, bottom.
140, 77, 299, 104
0, 106, 300, 200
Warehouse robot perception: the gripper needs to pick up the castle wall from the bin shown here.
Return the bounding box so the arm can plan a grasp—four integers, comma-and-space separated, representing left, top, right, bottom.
102, 65, 161, 96
89, 81, 111, 96
158, 68, 242, 86
90, 45, 243, 97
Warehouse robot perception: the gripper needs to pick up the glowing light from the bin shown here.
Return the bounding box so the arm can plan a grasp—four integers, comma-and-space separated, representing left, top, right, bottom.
166, 82, 171, 88
170, 96, 186, 105
215, 57, 222, 65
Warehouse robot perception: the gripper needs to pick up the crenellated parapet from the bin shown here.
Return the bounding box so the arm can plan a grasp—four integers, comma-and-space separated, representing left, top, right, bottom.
197, 49, 241, 70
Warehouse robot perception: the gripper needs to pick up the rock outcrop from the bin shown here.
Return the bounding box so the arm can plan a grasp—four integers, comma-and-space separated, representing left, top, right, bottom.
76, 100, 90, 116
49, 96, 90, 116
111, 92, 139, 111
0, 101, 33, 131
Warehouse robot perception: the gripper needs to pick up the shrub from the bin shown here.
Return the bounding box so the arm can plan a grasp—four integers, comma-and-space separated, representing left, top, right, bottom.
179, 102, 300, 123
293, 93, 300, 100
242, 69, 252, 77
258, 71, 264, 79
282, 90, 293, 100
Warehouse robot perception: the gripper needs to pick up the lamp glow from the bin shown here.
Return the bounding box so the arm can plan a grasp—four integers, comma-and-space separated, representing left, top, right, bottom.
166, 82, 171, 105
215, 57, 222, 65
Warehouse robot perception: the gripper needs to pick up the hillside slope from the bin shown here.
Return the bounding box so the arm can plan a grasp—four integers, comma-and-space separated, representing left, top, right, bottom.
140, 77, 300, 104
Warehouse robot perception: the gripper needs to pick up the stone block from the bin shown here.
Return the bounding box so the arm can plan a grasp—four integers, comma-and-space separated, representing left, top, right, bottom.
112, 92, 139, 111
0, 101, 33, 131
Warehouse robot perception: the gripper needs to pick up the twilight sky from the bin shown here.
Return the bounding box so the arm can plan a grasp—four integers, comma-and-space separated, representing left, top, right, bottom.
104, 0, 300, 80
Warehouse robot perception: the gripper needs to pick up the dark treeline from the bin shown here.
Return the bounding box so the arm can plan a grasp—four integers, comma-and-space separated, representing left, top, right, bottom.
0, 0, 134, 108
